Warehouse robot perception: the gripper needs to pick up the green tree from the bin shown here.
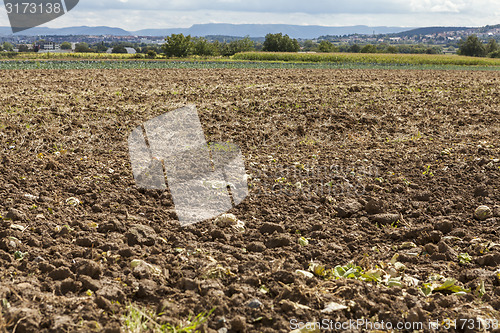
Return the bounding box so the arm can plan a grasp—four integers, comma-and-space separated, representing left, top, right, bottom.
216, 38, 255, 56
458, 35, 486, 57
488, 50, 500, 58
162, 34, 193, 58
385, 45, 398, 53
318, 40, 337, 53
140, 45, 160, 55
263, 33, 299, 52
262, 33, 280, 52
18, 44, 30, 52
217, 42, 231, 57
302, 40, 315, 51
74, 42, 91, 53
485, 39, 499, 54
60, 42, 72, 50
2, 42, 14, 51
360, 44, 377, 53
281, 36, 300, 52
95, 43, 108, 53
397, 45, 411, 54
112, 45, 127, 53
425, 47, 439, 54
349, 44, 361, 53
193, 37, 217, 56
146, 50, 157, 59
227, 37, 255, 55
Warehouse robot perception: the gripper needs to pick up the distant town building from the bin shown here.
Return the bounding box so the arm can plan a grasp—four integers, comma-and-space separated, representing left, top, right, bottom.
40, 41, 60, 50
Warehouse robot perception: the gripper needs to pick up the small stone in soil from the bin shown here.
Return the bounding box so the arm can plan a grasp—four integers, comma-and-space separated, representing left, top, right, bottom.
247, 299, 262, 309
79, 275, 101, 291
473, 185, 488, 197
39, 262, 55, 273
125, 224, 156, 246
476, 253, 500, 267
259, 222, 284, 234
265, 236, 290, 248
6, 208, 27, 221
230, 316, 246, 332
369, 213, 401, 225
211, 229, 228, 241
365, 198, 385, 215
74, 259, 102, 279
434, 220, 454, 234
96, 285, 126, 303
48, 267, 73, 280
247, 241, 266, 252
336, 198, 363, 217
136, 279, 158, 298
474, 205, 492, 221
412, 191, 432, 202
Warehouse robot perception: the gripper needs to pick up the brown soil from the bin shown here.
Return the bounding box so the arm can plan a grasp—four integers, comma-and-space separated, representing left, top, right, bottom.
0, 69, 499, 333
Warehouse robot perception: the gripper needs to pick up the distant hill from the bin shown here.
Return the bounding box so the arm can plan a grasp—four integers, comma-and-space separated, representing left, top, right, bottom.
0, 25, 130, 36
478, 24, 500, 32
392, 26, 470, 37
0, 23, 409, 38
3, 24, 499, 39
132, 24, 409, 39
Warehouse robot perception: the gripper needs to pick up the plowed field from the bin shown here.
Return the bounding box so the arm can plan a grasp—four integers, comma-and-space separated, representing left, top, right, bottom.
0, 69, 499, 332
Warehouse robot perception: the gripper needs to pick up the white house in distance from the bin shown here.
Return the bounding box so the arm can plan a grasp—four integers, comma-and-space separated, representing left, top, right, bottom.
37, 41, 69, 53
41, 42, 60, 50
106, 47, 136, 54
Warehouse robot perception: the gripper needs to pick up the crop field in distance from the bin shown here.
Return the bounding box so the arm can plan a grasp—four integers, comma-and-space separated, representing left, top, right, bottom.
0, 68, 499, 332
1, 51, 500, 70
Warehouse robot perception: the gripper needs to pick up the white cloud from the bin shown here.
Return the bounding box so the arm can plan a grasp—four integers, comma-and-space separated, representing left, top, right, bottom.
409, 0, 464, 13
71, 0, 408, 14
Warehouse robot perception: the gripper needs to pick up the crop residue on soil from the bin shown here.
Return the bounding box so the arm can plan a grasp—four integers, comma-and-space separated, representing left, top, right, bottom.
0, 69, 499, 332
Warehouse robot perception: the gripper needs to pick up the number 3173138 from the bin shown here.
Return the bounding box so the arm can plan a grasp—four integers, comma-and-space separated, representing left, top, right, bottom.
5, 2, 62, 14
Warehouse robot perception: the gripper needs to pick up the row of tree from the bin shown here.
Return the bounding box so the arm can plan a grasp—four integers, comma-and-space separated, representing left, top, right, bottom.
457, 35, 500, 58
0, 42, 14, 51
317, 41, 442, 54
159, 33, 498, 57
72, 42, 125, 53
63, 35, 257, 57
162, 34, 255, 57
262, 33, 300, 52
162, 33, 300, 57
4, 33, 498, 58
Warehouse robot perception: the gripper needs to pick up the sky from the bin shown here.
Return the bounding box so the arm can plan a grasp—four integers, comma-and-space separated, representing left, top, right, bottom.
0, 0, 499, 30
